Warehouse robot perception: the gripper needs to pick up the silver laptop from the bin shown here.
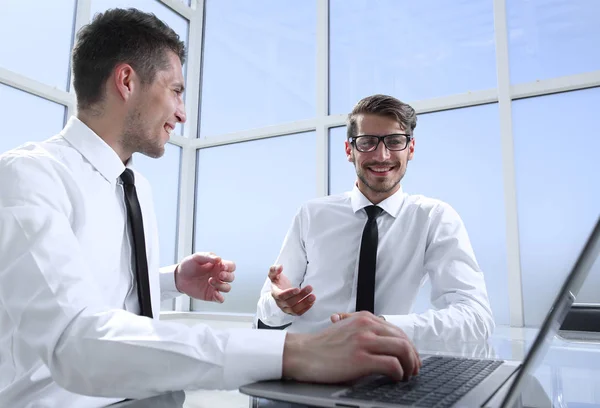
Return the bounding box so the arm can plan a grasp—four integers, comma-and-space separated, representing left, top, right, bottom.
240, 215, 600, 408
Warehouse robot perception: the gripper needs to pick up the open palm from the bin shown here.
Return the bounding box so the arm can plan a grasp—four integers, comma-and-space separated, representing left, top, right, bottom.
269, 264, 315, 316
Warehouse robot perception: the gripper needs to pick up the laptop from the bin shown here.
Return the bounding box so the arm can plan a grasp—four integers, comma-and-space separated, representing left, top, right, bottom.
240, 215, 600, 408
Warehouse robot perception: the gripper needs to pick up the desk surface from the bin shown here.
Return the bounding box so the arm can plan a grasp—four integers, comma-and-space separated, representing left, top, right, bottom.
111, 327, 600, 408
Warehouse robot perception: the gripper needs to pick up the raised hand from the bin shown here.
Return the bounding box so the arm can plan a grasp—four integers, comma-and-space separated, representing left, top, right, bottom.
269, 264, 315, 316
175, 252, 236, 303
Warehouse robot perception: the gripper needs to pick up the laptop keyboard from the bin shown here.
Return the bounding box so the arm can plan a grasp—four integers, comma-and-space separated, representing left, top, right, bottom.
342, 356, 503, 407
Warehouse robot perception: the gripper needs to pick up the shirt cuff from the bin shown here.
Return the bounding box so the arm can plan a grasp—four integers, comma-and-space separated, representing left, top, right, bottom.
223, 329, 286, 389
381, 314, 415, 341
159, 264, 181, 300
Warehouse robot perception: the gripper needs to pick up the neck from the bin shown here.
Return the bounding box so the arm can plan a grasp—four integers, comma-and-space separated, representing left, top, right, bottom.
77, 109, 130, 164
356, 181, 400, 205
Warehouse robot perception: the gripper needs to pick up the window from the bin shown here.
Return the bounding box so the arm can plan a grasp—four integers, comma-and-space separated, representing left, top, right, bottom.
329, 0, 496, 114
0, 84, 65, 154
0, 0, 76, 90
507, 0, 600, 84
133, 143, 182, 311
199, 0, 316, 137
513, 88, 600, 326
193, 132, 316, 312
90, 0, 188, 44
133, 143, 182, 267
329, 104, 510, 325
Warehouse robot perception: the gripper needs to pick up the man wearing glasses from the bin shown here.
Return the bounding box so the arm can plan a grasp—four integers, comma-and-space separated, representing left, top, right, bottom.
256, 94, 494, 343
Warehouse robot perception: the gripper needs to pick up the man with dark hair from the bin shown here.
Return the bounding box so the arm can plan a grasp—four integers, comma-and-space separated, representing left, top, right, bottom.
0, 11, 420, 408
256, 94, 494, 342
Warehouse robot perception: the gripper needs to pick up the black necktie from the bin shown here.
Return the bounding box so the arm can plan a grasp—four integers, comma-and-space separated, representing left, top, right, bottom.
121, 169, 153, 318
356, 205, 383, 314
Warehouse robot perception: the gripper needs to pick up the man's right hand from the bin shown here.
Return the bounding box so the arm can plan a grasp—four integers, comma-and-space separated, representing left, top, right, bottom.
282, 312, 421, 383
269, 265, 315, 316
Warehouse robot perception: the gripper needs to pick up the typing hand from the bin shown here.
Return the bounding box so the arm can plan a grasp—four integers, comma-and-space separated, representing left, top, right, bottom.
283, 311, 421, 383
175, 252, 236, 303
269, 265, 315, 316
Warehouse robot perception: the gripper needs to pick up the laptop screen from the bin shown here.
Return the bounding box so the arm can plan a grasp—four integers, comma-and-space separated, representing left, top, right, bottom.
501, 215, 600, 407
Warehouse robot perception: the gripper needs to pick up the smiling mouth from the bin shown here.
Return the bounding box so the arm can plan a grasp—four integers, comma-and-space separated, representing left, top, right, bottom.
367, 165, 396, 175
164, 124, 174, 136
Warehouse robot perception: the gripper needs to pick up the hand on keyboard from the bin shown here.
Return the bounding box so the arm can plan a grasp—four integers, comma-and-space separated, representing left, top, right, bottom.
282, 311, 421, 383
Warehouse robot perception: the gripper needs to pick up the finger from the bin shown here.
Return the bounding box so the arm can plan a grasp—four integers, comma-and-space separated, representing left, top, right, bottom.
208, 277, 231, 293
192, 252, 221, 265
363, 354, 404, 382
291, 294, 316, 316
268, 265, 283, 281
219, 260, 236, 272
275, 285, 312, 302
357, 317, 419, 377
212, 291, 225, 303
274, 300, 296, 315
366, 336, 419, 380
331, 312, 353, 323
281, 286, 313, 305
273, 287, 300, 301
218, 271, 235, 283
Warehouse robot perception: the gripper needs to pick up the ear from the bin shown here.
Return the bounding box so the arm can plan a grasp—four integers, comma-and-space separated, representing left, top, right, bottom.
112, 63, 136, 102
345, 140, 354, 163
407, 137, 415, 161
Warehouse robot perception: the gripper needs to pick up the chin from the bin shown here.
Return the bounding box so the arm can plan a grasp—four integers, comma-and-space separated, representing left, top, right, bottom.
369, 176, 402, 192
141, 145, 165, 159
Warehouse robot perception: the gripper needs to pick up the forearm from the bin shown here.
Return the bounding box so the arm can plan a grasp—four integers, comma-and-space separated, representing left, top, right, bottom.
49, 309, 286, 397
0, 210, 285, 397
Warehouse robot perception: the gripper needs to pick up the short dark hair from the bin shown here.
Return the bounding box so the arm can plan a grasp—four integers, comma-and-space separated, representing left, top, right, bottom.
347, 94, 417, 139
72, 8, 186, 111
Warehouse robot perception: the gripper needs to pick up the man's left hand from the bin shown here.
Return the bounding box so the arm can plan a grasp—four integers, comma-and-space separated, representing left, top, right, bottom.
175, 252, 236, 303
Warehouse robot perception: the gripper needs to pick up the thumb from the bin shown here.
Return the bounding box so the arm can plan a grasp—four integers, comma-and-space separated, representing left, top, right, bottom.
268, 265, 283, 282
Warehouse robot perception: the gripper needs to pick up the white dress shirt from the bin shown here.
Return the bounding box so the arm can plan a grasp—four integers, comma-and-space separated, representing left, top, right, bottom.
256, 185, 495, 342
0, 117, 285, 408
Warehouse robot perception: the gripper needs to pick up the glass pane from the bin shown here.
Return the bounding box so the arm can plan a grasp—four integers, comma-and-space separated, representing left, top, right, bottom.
193, 132, 317, 312
200, 0, 316, 137
507, 0, 600, 84
90, 0, 189, 136
329, 104, 510, 325
0, 84, 65, 154
0, 0, 76, 90
329, 0, 496, 115
132, 143, 181, 267
514, 88, 600, 326
90, 0, 188, 43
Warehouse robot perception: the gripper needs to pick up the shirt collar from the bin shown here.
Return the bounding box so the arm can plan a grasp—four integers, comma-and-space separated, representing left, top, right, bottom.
60, 116, 126, 186
350, 183, 406, 218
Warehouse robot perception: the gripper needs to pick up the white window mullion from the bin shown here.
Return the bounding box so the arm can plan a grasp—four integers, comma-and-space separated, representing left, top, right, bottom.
494, 0, 524, 328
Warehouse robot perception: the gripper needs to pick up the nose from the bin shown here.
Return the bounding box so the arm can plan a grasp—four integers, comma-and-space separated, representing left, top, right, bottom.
372, 139, 391, 160
176, 99, 187, 124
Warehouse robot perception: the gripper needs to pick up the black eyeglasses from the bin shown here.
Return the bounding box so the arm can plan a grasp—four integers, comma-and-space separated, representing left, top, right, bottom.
350, 134, 412, 152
